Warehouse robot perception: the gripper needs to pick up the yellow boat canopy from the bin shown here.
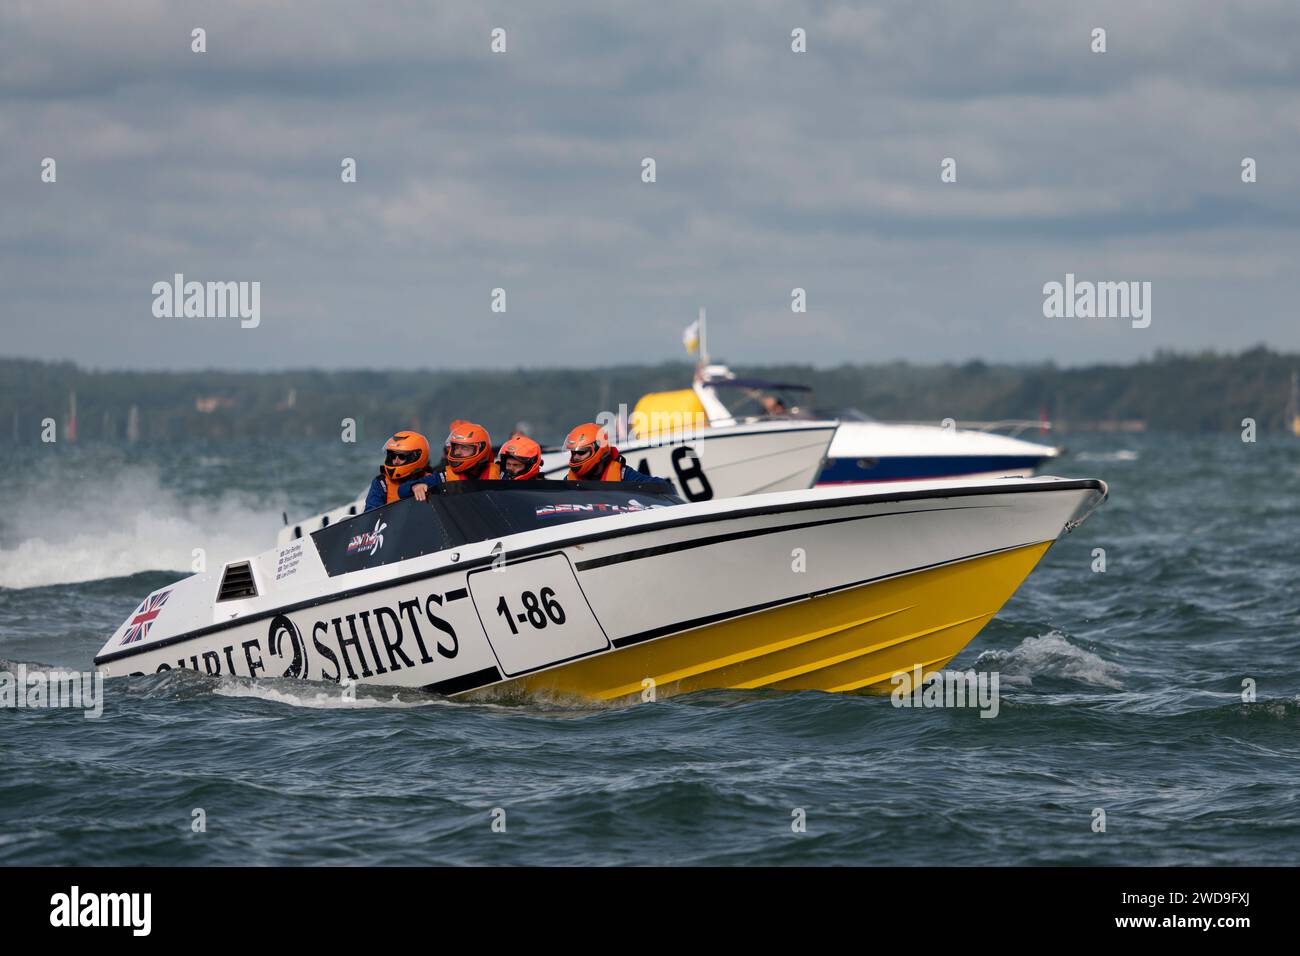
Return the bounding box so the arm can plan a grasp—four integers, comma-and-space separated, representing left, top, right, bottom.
630, 389, 711, 440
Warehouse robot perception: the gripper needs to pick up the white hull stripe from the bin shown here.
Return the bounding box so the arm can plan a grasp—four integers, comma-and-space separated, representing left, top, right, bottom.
573, 505, 983, 572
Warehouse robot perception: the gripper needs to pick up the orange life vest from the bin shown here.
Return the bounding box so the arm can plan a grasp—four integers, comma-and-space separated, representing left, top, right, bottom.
383, 467, 432, 502
567, 451, 623, 482
384, 477, 403, 504
444, 461, 501, 482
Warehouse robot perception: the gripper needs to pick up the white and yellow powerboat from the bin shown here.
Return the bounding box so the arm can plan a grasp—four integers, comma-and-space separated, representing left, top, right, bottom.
98, 475, 1105, 702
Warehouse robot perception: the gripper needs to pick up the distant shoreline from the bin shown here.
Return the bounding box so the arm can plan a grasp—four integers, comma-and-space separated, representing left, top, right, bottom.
3, 347, 1296, 440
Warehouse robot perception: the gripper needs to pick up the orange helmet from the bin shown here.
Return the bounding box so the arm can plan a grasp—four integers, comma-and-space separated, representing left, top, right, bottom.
381, 431, 431, 483
564, 422, 614, 479
444, 421, 493, 475
498, 433, 542, 480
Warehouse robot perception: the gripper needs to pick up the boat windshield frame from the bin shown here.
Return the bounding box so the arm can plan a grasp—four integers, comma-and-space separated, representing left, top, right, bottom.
434, 478, 680, 496
312, 480, 684, 576
703, 378, 819, 424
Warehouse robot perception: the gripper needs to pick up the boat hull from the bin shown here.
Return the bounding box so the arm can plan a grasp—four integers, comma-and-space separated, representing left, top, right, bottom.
816, 456, 1050, 484
498, 540, 1051, 700
541, 421, 836, 501
97, 479, 1103, 701
816, 422, 1058, 484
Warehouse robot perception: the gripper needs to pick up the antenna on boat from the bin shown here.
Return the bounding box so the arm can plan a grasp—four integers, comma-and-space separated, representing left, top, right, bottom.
684, 307, 709, 380
1289, 370, 1300, 437
698, 306, 709, 367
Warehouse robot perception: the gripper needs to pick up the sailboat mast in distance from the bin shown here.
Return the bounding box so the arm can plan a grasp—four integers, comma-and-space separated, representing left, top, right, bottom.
1288, 370, 1300, 437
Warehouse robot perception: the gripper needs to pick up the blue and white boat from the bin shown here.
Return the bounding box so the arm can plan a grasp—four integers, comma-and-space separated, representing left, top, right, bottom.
648, 356, 1058, 486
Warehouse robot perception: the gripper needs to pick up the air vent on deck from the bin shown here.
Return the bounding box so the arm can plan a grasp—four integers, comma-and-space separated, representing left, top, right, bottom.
217, 561, 258, 601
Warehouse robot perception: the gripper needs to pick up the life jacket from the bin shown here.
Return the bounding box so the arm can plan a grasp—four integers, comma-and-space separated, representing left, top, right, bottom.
444, 461, 501, 482
568, 450, 623, 482
381, 465, 433, 502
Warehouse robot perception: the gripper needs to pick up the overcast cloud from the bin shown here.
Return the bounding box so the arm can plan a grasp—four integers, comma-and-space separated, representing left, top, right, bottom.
3, 0, 1299, 370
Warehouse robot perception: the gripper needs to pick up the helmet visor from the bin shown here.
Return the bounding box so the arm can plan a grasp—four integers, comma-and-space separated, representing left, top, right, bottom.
385, 448, 421, 467
501, 454, 536, 476
568, 445, 595, 465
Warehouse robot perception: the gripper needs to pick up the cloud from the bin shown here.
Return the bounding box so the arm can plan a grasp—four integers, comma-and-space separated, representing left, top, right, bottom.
2, 0, 1298, 370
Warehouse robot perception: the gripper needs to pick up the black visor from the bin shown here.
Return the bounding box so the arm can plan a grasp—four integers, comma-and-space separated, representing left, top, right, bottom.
385, 449, 420, 466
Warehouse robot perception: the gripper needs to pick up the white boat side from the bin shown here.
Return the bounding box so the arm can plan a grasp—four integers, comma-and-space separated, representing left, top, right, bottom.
99, 475, 1106, 698
540, 418, 836, 497
691, 364, 1059, 483
816, 420, 1059, 483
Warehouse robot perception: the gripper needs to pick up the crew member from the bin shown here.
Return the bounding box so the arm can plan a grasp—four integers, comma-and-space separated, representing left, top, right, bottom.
563, 422, 670, 484
498, 433, 544, 480
407, 420, 500, 500
364, 431, 433, 511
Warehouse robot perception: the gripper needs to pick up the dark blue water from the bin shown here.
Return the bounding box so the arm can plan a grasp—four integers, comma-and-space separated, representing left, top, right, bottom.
2, 434, 1297, 864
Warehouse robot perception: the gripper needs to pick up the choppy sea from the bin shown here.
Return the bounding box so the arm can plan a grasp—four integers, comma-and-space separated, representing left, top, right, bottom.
2, 433, 1297, 865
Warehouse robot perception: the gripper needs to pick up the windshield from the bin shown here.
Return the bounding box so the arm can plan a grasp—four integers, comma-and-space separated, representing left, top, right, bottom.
711, 384, 817, 422
313, 481, 684, 576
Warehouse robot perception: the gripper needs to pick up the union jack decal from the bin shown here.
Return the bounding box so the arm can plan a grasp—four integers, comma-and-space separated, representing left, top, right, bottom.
121, 589, 172, 645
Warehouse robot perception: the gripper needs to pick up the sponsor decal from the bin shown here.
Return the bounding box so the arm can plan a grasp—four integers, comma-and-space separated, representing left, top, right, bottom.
345, 517, 387, 556
135, 586, 467, 684
275, 542, 303, 581
266, 614, 309, 679
535, 500, 661, 517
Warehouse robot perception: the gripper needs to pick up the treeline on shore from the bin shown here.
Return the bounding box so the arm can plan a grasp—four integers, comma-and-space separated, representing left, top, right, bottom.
1, 347, 1295, 444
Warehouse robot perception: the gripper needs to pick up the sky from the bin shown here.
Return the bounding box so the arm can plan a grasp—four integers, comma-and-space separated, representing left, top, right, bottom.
3, 0, 1299, 371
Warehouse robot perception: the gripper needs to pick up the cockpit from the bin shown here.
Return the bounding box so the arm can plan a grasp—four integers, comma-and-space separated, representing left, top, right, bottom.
312, 480, 684, 577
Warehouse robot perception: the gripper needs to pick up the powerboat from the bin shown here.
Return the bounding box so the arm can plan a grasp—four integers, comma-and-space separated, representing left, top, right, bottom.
818, 415, 1059, 484
663, 360, 1060, 485
630, 309, 1059, 485
98, 475, 1106, 701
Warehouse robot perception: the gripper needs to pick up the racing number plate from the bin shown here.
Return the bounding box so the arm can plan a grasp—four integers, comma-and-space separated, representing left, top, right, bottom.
468, 553, 609, 677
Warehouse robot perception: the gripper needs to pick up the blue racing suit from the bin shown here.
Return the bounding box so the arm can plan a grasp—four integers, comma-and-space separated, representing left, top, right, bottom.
397, 472, 445, 499
617, 461, 673, 487
364, 470, 441, 512
363, 476, 389, 512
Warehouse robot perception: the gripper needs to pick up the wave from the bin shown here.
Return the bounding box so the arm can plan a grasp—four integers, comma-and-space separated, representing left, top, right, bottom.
1072, 450, 1139, 462
973, 631, 1125, 689
212, 677, 449, 710
0, 464, 276, 590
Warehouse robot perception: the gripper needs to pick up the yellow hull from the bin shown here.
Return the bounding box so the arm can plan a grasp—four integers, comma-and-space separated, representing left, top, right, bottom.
498, 540, 1053, 702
